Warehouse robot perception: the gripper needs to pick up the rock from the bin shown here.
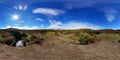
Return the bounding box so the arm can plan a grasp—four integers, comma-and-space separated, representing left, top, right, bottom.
16, 40, 24, 47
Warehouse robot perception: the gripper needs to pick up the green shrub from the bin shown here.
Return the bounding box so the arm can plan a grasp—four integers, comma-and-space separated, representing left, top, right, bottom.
29, 35, 42, 44
45, 32, 55, 38
58, 33, 75, 43
0, 34, 3, 40
118, 40, 120, 43
21, 37, 28, 42
97, 33, 120, 41
78, 32, 94, 45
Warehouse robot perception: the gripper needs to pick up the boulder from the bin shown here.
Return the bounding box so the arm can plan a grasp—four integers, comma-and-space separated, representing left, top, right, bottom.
16, 40, 24, 47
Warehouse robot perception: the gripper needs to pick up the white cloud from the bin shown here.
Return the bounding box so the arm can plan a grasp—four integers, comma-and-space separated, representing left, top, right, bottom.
65, 1, 117, 22
105, 14, 115, 22
36, 18, 44, 21
47, 20, 100, 30
6, 26, 11, 28
5, 26, 39, 30
14, 5, 27, 10
61, 22, 100, 30
33, 8, 64, 16
99, 7, 117, 22
48, 20, 62, 29
4, 20, 100, 30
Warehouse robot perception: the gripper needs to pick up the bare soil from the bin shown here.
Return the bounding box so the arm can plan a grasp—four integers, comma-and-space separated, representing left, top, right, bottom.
0, 37, 120, 60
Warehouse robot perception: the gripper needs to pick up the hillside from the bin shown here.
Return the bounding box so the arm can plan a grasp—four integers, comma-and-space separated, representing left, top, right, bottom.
0, 28, 120, 60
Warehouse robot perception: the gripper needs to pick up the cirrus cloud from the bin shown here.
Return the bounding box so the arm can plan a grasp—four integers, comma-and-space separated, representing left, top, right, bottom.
36, 18, 44, 21
14, 5, 27, 10
33, 8, 64, 16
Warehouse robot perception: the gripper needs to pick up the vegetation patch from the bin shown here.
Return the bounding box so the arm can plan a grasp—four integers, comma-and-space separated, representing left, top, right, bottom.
77, 32, 94, 45
96, 33, 120, 42
0, 29, 120, 46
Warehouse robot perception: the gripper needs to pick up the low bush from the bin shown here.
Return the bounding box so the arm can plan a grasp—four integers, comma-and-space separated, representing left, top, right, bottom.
78, 32, 94, 45
44, 32, 55, 38
118, 40, 120, 43
97, 33, 120, 41
1, 36, 15, 46
0, 34, 3, 40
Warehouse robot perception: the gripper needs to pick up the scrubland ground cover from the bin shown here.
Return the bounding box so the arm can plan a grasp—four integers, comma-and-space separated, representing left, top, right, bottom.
0, 29, 120, 46
0, 29, 120, 60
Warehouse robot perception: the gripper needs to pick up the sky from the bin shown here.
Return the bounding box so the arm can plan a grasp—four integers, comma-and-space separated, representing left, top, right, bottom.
0, 0, 120, 30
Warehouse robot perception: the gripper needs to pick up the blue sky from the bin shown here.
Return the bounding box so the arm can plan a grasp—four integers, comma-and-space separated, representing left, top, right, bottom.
0, 0, 120, 30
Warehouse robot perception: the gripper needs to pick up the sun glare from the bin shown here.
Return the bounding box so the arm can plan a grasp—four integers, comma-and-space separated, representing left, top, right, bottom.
12, 14, 19, 20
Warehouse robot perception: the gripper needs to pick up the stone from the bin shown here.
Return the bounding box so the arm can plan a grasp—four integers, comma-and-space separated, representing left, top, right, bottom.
16, 40, 24, 47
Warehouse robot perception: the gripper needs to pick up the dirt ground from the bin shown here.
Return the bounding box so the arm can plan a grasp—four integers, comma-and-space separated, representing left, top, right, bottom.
0, 38, 120, 60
